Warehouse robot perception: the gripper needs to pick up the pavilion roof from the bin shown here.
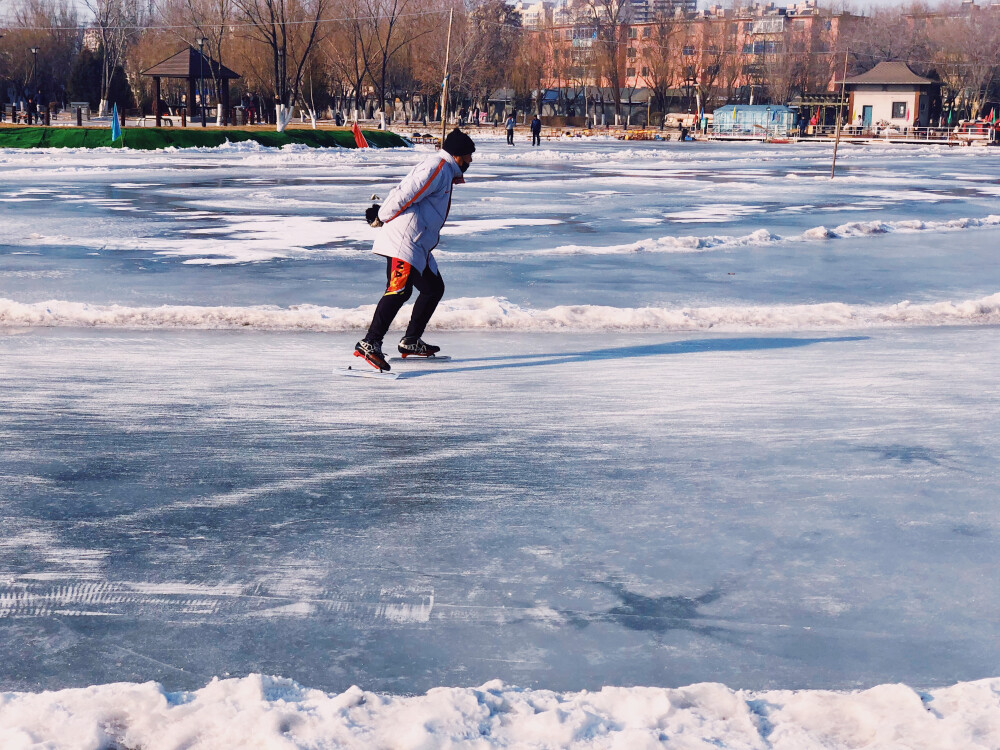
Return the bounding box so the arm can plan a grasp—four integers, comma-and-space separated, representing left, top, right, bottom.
141, 48, 241, 79
842, 61, 934, 86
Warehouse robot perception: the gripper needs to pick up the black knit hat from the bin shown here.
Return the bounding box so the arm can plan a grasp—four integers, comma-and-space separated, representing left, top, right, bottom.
442, 128, 476, 156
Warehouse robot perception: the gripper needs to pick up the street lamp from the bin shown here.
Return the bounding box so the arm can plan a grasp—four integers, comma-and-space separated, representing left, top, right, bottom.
30, 47, 40, 125
0, 35, 5, 122
683, 75, 696, 115
198, 37, 207, 127
279, 49, 286, 106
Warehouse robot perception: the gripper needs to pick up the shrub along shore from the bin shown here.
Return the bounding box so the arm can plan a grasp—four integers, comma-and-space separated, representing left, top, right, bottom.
0, 126, 408, 150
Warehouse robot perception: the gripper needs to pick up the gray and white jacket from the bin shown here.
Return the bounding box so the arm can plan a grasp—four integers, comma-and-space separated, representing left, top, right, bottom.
373, 152, 464, 274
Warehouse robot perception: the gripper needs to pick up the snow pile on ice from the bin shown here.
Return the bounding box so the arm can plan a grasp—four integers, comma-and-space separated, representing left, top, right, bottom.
3, 293, 1000, 333
550, 214, 1000, 256
2, 674, 1000, 750
548, 228, 780, 255
801, 214, 1000, 240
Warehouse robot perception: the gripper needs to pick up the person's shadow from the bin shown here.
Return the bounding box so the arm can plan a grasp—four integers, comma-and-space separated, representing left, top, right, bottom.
401, 336, 868, 377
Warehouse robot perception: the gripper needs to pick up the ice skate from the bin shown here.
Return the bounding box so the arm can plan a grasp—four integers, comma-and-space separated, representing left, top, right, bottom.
354, 340, 391, 371
397, 337, 442, 358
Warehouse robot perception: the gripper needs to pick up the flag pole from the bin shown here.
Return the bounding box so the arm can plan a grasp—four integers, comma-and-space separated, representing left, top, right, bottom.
831, 47, 849, 179
440, 8, 454, 147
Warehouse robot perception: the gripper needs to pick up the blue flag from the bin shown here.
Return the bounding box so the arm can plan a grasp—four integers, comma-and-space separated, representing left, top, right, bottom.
111, 103, 122, 144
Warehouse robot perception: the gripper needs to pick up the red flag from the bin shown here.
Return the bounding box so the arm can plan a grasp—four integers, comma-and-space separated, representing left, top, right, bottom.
351, 120, 369, 149
989, 108, 996, 124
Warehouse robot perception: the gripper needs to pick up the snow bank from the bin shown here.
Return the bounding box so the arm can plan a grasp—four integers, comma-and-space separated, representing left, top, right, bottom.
544, 228, 780, 255
3, 293, 1000, 333
800, 214, 1000, 240
1, 674, 999, 750
548, 214, 1000, 256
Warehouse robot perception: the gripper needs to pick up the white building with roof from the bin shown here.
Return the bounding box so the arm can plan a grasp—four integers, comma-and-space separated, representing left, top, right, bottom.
843, 61, 941, 129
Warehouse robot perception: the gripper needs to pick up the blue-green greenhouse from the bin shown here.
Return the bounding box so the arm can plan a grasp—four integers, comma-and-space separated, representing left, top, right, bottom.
712, 105, 797, 138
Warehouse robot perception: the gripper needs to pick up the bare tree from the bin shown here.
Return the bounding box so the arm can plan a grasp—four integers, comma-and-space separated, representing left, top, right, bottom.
585, 0, 631, 123
84, 0, 146, 114
643, 12, 682, 119
927, 5, 1000, 120
3, 0, 79, 108
695, 19, 740, 112
450, 0, 521, 116
510, 18, 553, 117
361, 0, 434, 115
840, 2, 931, 74
324, 0, 375, 117
233, 0, 331, 126
712, 16, 749, 105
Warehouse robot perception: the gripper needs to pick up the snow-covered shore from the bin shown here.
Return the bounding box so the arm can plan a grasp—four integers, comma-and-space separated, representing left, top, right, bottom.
3, 674, 1000, 750
3, 292, 1000, 332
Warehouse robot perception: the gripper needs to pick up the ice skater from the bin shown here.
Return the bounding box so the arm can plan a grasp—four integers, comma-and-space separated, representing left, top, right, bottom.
505, 114, 516, 145
530, 114, 541, 146
354, 129, 476, 372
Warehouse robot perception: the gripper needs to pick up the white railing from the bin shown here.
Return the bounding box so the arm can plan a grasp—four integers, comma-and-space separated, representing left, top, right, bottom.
711, 122, 792, 139
711, 124, 994, 143
807, 125, 966, 142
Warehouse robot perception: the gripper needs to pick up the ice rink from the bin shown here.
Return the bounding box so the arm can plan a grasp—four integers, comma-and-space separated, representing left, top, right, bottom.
1, 137, 999, 747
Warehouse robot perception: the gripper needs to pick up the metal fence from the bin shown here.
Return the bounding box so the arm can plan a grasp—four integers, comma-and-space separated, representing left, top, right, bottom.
807, 125, 996, 144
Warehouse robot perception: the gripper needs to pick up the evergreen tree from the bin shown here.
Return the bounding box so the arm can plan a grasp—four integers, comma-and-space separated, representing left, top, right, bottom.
108, 63, 133, 110
67, 46, 134, 111
68, 47, 103, 108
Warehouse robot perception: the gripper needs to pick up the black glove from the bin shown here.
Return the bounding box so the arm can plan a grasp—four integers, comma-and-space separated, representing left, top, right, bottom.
365, 203, 383, 227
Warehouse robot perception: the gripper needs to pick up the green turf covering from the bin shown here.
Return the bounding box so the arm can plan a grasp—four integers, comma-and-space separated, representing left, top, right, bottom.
0, 127, 408, 150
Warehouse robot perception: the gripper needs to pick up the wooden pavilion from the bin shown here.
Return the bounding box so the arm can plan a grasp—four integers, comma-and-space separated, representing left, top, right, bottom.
141, 48, 241, 126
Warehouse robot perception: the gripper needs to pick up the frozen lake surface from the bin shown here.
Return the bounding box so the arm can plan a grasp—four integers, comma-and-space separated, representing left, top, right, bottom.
1, 138, 999, 748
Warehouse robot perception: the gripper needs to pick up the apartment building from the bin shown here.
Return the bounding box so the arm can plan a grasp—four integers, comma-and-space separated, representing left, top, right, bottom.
516, 0, 557, 28
630, 0, 698, 24
542, 0, 861, 111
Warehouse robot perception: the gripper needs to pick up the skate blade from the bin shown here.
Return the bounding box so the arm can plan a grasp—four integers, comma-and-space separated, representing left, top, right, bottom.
391, 355, 451, 362
353, 349, 394, 370
338, 365, 400, 380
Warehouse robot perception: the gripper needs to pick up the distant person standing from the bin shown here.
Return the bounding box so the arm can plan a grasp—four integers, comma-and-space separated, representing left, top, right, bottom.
530, 114, 541, 146
505, 114, 516, 145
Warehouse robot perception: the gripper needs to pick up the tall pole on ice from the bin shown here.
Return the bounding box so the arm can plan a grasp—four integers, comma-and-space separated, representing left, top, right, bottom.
441, 8, 454, 147
831, 48, 850, 179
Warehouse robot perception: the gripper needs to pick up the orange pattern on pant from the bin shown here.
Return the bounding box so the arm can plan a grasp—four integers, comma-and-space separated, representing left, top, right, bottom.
385, 258, 412, 295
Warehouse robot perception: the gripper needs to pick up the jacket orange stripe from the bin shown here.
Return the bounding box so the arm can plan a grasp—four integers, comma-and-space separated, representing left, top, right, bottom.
386, 160, 446, 222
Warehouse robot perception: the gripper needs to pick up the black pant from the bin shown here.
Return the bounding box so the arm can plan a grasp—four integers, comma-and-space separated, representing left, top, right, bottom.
531, 132, 540, 146
365, 257, 445, 344
506, 130, 514, 145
